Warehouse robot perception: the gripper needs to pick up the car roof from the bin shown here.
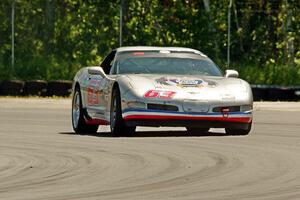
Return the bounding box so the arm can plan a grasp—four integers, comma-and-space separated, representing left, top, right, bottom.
115, 46, 206, 56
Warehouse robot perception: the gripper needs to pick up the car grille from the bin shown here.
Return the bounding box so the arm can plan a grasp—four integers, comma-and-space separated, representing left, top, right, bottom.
147, 103, 179, 111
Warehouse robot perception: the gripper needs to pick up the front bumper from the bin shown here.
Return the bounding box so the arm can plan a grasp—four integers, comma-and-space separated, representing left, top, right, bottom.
122, 109, 252, 129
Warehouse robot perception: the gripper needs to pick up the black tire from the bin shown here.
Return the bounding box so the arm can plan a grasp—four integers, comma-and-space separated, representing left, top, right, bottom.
0, 80, 24, 96
225, 123, 252, 135
110, 87, 136, 136
47, 80, 72, 97
22, 80, 47, 96
72, 86, 98, 134
186, 127, 210, 134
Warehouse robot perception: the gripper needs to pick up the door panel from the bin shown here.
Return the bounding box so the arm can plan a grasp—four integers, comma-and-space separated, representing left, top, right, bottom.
87, 78, 101, 106
86, 75, 105, 119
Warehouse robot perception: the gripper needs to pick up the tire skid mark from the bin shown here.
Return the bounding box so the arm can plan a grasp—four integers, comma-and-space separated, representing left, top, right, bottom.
1, 103, 300, 200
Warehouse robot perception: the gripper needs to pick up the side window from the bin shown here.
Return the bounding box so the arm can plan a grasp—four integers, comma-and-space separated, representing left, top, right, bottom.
100, 50, 116, 74
109, 61, 118, 75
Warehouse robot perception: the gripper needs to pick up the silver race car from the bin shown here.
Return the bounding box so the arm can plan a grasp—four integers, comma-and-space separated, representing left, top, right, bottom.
72, 46, 253, 135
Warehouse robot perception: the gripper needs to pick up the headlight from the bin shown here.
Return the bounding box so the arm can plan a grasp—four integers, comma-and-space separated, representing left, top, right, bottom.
240, 105, 253, 112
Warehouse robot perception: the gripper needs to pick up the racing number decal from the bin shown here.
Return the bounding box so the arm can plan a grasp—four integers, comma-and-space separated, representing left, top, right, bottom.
144, 90, 176, 99
87, 79, 101, 105
87, 88, 100, 105
144, 90, 159, 98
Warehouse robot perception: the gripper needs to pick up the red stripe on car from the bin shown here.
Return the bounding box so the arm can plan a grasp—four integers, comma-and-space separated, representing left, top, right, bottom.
124, 115, 251, 123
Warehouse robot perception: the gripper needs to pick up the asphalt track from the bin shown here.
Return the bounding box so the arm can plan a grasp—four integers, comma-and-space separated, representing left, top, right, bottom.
0, 98, 299, 200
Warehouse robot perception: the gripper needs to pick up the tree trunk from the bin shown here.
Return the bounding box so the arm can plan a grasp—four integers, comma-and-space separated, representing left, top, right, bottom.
45, 0, 56, 55
203, 0, 219, 59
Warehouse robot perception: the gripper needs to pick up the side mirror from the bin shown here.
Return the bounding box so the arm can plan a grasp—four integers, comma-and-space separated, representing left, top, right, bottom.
88, 66, 106, 77
225, 69, 239, 78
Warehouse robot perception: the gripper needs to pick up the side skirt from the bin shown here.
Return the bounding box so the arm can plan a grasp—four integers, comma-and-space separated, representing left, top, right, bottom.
83, 108, 110, 125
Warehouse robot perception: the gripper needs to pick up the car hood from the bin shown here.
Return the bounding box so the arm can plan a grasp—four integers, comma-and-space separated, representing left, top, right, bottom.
122, 74, 252, 102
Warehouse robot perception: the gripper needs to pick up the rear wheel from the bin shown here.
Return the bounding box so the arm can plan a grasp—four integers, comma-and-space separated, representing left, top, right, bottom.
186, 127, 210, 134
72, 87, 98, 134
110, 87, 136, 136
225, 123, 252, 135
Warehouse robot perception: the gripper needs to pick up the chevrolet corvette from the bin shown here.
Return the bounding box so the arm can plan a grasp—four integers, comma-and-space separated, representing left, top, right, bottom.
72, 46, 253, 135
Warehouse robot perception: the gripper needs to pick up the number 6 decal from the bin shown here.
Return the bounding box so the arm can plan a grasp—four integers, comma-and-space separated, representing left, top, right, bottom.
144, 90, 159, 98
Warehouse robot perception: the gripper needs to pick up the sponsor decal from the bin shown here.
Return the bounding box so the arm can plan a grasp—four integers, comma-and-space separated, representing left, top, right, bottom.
87, 79, 101, 105
133, 52, 145, 56
144, 90, 176, 99
220, 93, 235, 101
156, 77, 216, 88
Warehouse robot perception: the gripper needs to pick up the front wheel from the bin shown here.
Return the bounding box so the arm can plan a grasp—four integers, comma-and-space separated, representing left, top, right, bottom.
72, 87, 98, 134
110, 87, 136, 136
225, 123, 252, 135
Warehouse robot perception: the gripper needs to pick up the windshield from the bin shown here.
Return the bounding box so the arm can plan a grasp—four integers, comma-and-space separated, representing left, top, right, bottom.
115, 52, 222, 76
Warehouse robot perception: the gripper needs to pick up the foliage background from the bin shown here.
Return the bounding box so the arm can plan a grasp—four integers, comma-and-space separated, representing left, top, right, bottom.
0, 0, 299, 85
